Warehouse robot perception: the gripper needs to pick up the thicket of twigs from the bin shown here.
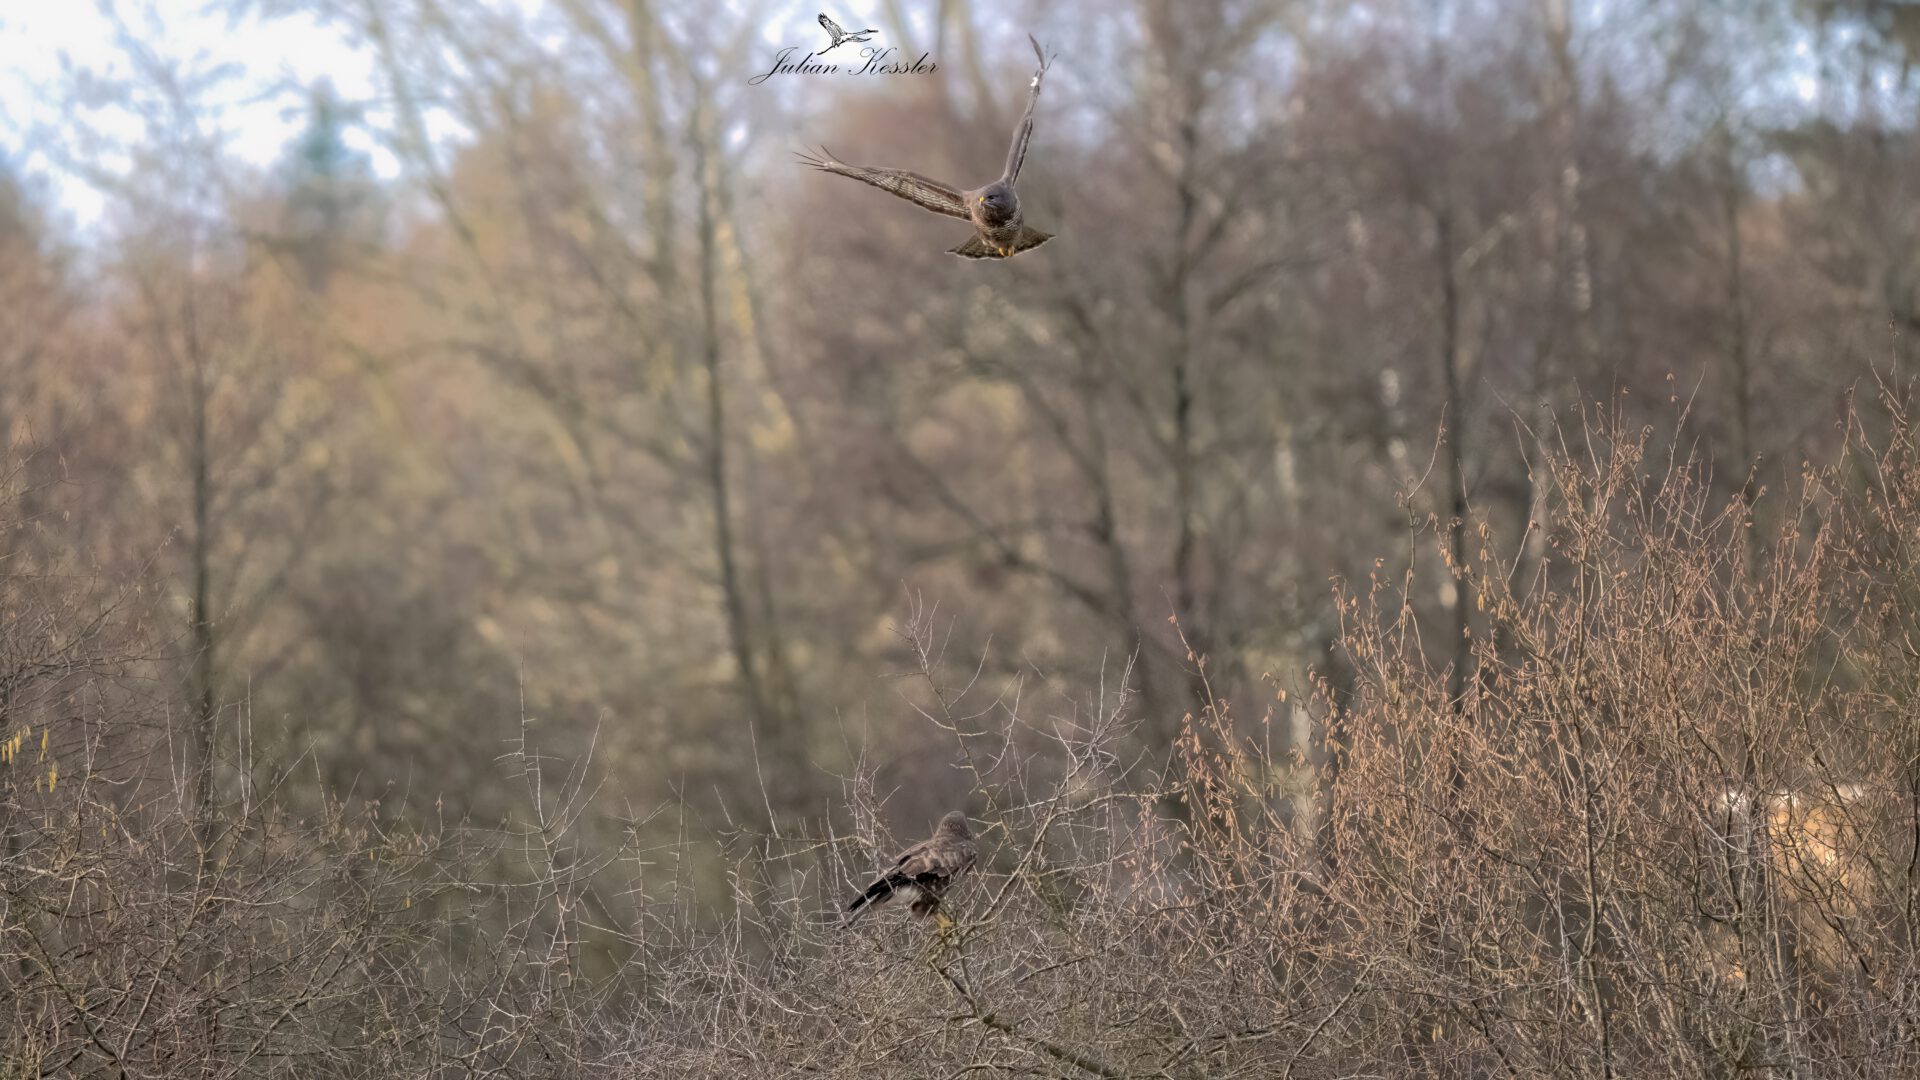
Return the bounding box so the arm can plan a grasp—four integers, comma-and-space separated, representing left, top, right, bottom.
9, 397, 1920, 1076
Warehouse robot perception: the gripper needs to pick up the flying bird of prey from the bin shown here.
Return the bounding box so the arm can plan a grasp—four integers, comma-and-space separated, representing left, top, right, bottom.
817, 13, 877, 53
843, 811, 978, 927
798, 35, 1055, 259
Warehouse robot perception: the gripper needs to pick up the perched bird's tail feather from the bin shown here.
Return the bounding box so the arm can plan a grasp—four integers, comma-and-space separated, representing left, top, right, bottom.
840, 876, 898, 927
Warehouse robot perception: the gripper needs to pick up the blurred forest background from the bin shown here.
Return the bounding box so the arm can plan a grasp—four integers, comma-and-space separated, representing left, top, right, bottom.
7, 0, 1918, 842
7, 0, 1920, 1073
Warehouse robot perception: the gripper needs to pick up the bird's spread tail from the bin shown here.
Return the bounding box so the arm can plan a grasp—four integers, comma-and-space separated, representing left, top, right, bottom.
949, 226, 1053, 260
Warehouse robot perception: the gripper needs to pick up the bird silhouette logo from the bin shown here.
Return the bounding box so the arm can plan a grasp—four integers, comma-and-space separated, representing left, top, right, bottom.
816, 13, 878, 53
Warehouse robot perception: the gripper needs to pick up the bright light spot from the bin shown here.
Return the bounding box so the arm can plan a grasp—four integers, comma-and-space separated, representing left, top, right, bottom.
0, 1, 501, 230
343, 128, 400, 181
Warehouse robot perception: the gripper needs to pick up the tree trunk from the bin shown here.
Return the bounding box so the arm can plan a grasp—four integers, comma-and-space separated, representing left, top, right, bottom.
691, 89, 772, 745
186, 301, 218, 825
1434, 206, 1472, 718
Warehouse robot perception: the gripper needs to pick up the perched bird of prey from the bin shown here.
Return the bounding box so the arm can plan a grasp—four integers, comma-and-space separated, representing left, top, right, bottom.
798, 35, 1056, 259
843, 811, 978, 926
817, 13, 878, 53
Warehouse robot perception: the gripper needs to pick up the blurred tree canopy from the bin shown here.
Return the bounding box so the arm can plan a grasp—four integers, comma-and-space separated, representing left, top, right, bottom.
3, 0, 1918, 861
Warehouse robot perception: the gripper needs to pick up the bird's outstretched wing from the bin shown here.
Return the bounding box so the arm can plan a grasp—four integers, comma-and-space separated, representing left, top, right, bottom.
1002, 34, 1054, 184
797, 147, 971, 220
819, 13, 847, 46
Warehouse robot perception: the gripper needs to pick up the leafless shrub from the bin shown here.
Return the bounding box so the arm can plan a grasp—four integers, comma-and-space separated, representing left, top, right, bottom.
601, 395, 1920, 1079
2, 449, 632, 1076
11, 393, 1920, 1077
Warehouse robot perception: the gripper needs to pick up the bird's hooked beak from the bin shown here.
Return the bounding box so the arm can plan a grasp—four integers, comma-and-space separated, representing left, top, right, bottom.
977, 195, 987, 205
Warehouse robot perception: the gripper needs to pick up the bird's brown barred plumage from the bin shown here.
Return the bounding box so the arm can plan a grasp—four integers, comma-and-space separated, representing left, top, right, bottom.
799, 35, 1055, 260
842, 811, 978, 925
